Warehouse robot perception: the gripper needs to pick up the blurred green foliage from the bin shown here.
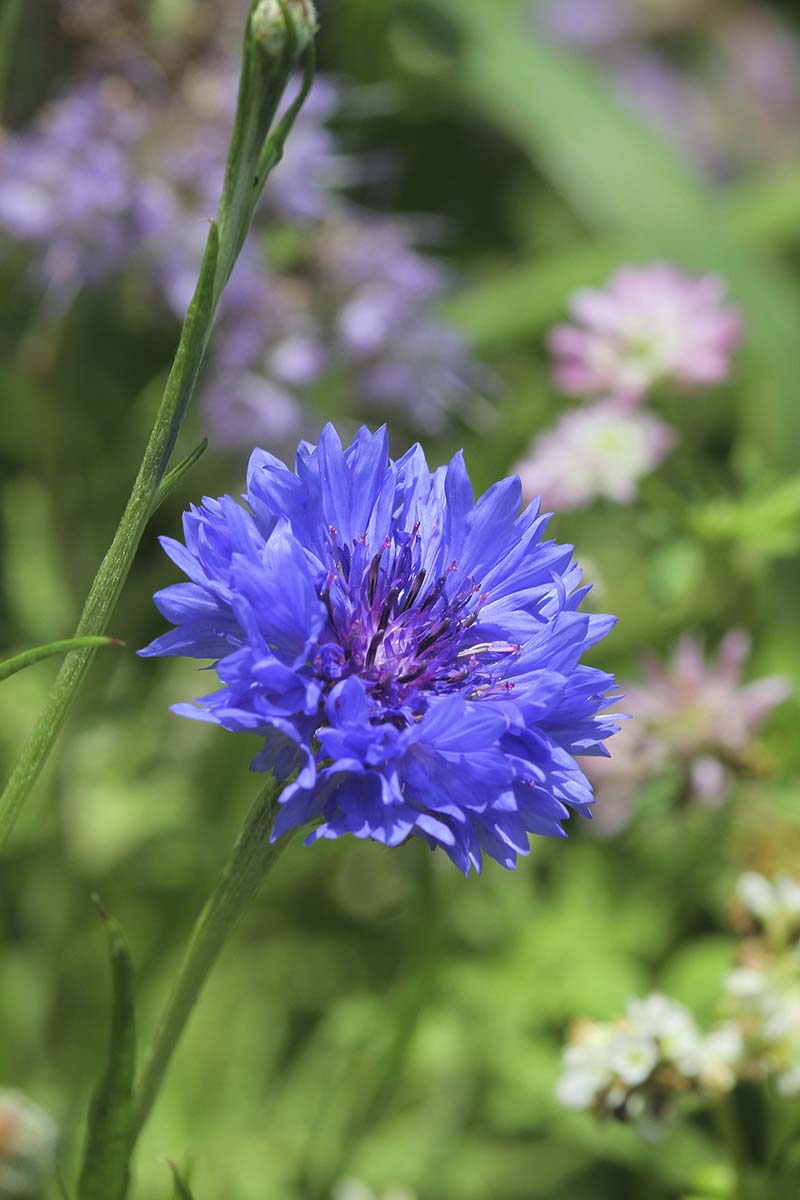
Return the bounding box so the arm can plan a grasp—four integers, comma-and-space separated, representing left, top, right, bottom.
2, 0, 800, 1197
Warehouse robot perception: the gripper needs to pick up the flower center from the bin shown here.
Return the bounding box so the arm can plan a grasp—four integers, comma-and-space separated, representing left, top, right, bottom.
314, 524, 519, 716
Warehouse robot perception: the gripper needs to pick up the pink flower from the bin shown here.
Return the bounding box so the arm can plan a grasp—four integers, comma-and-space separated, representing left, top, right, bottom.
514, 401, 675, 511
584, 632, 792, 832
549, 263, 743, 404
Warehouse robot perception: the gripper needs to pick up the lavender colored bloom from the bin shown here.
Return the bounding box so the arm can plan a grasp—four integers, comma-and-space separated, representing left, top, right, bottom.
195, 215, 485, 444
585, 631, 792, 828
536, 0, 639, 49
536, 1, 800, 178
140, 426, 618, 873
195, 254, 324, 448
515, 402, 675, 512
0, 80, 153, 302
320, 217, 482, 431
146, 67, 481, 437
549, 263, 742, 404
610, 51, 724, 174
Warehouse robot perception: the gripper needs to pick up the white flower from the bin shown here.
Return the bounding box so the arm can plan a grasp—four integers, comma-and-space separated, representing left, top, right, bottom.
556, 1025, 615, 1109
696, 1026, 742, 1093
725, 968, 768, 1000
671, 1029, 707, 1079
776, 1064, 800, 1097
332, 1181, 375, 1200
737, 871, 778, 921
627, 993, 695, 1041
608, 1033, 659, 1087
0, 1091, 58, 1196
556, 1070, 602, 1110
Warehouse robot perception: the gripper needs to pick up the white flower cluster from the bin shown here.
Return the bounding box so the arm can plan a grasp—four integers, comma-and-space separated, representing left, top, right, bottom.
725, 961, 800, 1096
332, 1180, 416, 1200
556, 993, 741, 1129
735, 872, 800, 950
724, 873, 800, 1097
557, 872, 800, 1139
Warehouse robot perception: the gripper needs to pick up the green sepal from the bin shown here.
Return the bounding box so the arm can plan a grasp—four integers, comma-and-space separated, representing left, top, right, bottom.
214, 0, 316, 299
0, 637, 123, 683
165, 1160, 196, 1200
75, 900, 137, 1200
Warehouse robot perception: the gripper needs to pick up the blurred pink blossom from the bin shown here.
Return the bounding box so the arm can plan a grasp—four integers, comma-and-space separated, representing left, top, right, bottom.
549, 263, 743, 404
585, 632, 792, 833
514, 401, 675, 511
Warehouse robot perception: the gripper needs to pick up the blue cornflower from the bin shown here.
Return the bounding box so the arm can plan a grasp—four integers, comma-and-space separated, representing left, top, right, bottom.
140, 426, 619, 873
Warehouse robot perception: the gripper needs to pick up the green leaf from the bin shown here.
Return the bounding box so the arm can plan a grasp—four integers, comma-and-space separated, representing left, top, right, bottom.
152, 438, 209, 514
165, 1160, 195, 1200
76, 901, 137, 1200
690, 476, 800, 559
429, 0, 800, 465
0, 638, 123, 684
443, 242, 624, 348
726, 164, 800, 253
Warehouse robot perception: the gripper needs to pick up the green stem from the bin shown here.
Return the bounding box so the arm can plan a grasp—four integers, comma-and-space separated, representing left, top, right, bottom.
0, 2, 316, 849
0, 230, 219, 850
0, 0, 22, 120
0, 637, 122, 683
715, 1093, 746, 1200
133, 778, 292, 1136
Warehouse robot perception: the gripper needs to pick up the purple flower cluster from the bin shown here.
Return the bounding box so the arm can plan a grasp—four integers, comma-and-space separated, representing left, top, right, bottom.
535, 0, 800, 178
0, 49, 485, 437
141, 426, 619, 873
0, 81, 160, 305
514, 262, 742, 511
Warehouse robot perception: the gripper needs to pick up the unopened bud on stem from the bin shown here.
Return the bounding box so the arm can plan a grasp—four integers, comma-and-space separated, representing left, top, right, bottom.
251, 0, 317, 56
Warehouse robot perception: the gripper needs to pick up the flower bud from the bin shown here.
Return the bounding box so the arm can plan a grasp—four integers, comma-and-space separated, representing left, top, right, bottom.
251, 0, 318, 56
0, 1091, 58, 1198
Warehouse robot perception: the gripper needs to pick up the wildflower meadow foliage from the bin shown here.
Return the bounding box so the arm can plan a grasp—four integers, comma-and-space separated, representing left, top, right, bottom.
2, 1, 800, 1198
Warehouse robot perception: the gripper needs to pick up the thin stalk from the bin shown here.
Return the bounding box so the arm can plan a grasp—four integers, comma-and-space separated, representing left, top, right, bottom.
715, 1093, 746, 1200
0, 231, 219, 848
0, 2, 316, 848
0, 637, 122, 683
134, 779, 292, 1135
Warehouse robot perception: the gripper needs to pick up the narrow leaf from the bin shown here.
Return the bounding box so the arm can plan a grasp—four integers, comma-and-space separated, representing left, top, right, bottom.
0, 638, 123, 684
165, 1160, 195, 1200
443, 242, 624, 348
153, 438, 209, 514
76, 900, 137, 1200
